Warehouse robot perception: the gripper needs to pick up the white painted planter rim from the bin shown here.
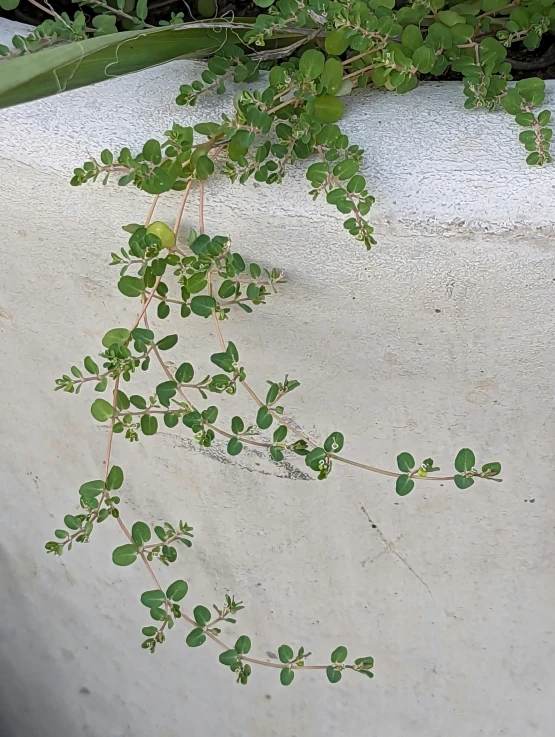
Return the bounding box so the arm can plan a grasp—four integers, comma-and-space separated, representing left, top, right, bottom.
1, 18, 554, 235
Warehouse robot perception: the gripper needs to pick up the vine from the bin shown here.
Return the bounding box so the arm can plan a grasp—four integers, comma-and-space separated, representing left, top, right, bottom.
48, 83, 501, 683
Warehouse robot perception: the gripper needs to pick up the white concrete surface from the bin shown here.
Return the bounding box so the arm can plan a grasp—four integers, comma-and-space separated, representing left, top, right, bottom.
1, 18, 554, 737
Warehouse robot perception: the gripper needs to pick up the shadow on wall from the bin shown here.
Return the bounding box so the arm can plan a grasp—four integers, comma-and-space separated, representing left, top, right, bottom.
0, 660, 74, 737
0, 542, 74, 737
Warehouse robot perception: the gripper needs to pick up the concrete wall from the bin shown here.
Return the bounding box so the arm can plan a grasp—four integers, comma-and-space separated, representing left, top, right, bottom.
1, 19, 554, 737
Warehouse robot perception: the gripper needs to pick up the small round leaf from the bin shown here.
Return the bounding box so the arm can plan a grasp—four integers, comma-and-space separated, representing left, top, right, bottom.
331, 645, 348, 663
219, 649, 239, 666
396, 474, 415, 496
193, 605, 211, 626
278, 644, 294, 663
186, 627, 207, 647
132, 521, 151, 545
166, 579, 189, 601
326, 665, 342, 683
454, 474, 475, 489
91, 399, 113, 422
280, 668, 295, 686
140, 590, 165, 608
235, 635, 252, 654
396, 452, 415, 472
112, 544, 138, 566
299, 49, 325, 80
454, 448, 476, 473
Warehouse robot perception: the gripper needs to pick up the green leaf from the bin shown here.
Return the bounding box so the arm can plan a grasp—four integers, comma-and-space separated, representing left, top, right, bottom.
176, 363, 194, 383
150, 607, 166, 621
354, 655, 375, 668
141, 414, 158, 436
331, 645, 348, 663
142, 626, 158, 636
156, 380, 177, 406
454, 448, 475, 472
140, 590, 165, 608
64, 514, 80, 530
0, 0, 20, 9
273, 425, 287, 442
515, 112, 535, 126
194, 121, 221, 136
186, 627, 207, 647
130, 395, 147, 409
396, 453, 415, 472
299, 49, 325, 81
305, 447, 327, 471
402, 25, 424, 51
84, 356, 100, 375
132, 326, 154, 343
482, 462, 501, 476
118, 276, 145, 298
231, 416, 245, 434
450, 24, 474, 44
227, 437, 244, 455
195, 155, 214, 180
325, 29, 350, 56
254, 0, 275, 6
219, 649, 239, 665
157, 334, 178, 351
270, 446, 284, 462
326, 665, 342, 683
278, 644, 294, 663
396, 475, 415, 496
102, 328, 130, 348
437, 10, 466, 25
191, 295, 217, 318
112, 543, 138, 566
412, 46, 435, 74
334, 160, 358, 181
454, 474, 475, 489
142, 139, 161, 163
0, 23, 296, 109
166, 579, 189, 601
218, 279, 236, 299
91, 398, 113, 422
280, 668, 295, 686
324, 432, 344, 453
79, 479, 104, 498
502, 89, 524, 115
235, 635, 252, 654
164, 411, 178, 428
202, 406, 218, 423
537, 110, 551, 126
314, 95, 344, 124
106, 465, 124, 491
187, 272, 208, 294
479, 36, 507, 64
211, 351, 234, 372
193, 605, 212, 626
132, 521, 151, 545
256, 406, 273, 430
321, 58, 344, 96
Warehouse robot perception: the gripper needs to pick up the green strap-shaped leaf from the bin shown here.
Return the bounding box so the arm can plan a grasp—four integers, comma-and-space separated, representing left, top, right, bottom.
0, 21, 305, 109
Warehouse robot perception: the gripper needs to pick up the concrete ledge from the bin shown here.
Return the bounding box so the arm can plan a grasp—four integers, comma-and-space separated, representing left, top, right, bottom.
1, 19, 555, 233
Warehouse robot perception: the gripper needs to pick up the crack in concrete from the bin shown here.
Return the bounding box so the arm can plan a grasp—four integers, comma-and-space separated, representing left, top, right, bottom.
360, 504, 433, 599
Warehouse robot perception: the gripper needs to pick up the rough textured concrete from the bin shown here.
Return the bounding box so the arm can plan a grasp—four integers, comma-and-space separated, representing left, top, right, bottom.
1, 18, 554, 737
